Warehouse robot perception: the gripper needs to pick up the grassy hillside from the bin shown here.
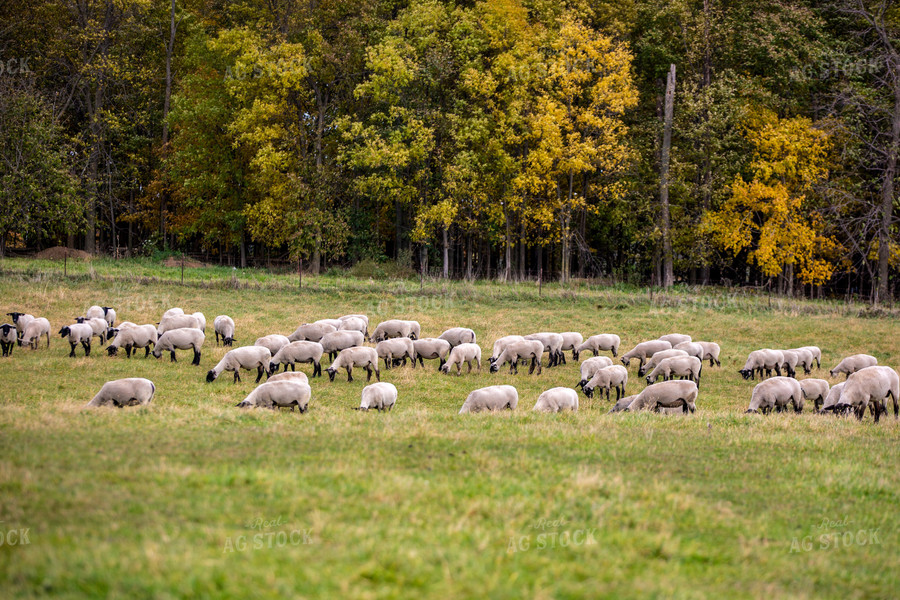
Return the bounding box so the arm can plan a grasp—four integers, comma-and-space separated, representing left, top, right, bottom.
0, 262, 897, 599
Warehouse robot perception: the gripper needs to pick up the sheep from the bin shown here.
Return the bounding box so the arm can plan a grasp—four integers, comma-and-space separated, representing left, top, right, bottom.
778, 349, 801, 378
101, 307, 116, 327
524, 332, 565, 366
559, 332, 584, 361
789, 347, 815, 375
213, 315, 236, 346
269, 341, 324, 377
533, 387, 579, 413
658, 333, 691, 347
438, 327, 477, 348
267, 371, 309, 384
287, 322, 336, 343
674, 341, 704, 360
798, 379, 830, 411
320, 330, 365, 362
85, 305, 105, 321
107, 321, 137, 342
58, 322, 94, 356
6, 312, 34, 346
829, 354, 878, 379
835, 366, 900, 422
191, 312, 207, 333
236, 380, 312, 412
254, 334, 291, 357
207, 345, 271, 383
375, 338, 417, 370
625, 380, 698, 413
490, 335, 526, 363
326, 346, 380, 382
797, 345, 822, 369
162, 307, 184, 320
609, 394, 687, 415
695, 341, 722, 367
577, 356, 614, 389
746, 377, 803, 414
85, 378, 155, 408
157, 314, 202, 336
489, 339, 544, 375
21, 317, 51, 350
620, 340, 673, 369
75, 316, 108, 346
357, 382, 398, 412
153, 328, 205, 365
339, 314, 369, 328
583, 365, 629, 400
0, 323, 16, 356
645, 355, 703, 388
106, 324, 158, 358
739, 349, 784, 380
819, 382, 846, 414
459, 385, 518, 414
440, 343, 482, 375
637, 349, 689, 377
413, 338, 452, 369
338, 316, 369, 341
371, 319, 420, 342
574, 334, 620, 360
315, 318, 344, 330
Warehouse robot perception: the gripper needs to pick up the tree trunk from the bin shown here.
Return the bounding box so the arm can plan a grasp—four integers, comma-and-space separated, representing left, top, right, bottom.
313, 228, 321, 274
442, 226, 449, 279
162, 0, 175, 146
394, 200, 402, 260
878, 75, 900, 303
503, 206, 511, 281
659, 64, 676, 288
466, 233, 473, 280
240, 233, 247, 269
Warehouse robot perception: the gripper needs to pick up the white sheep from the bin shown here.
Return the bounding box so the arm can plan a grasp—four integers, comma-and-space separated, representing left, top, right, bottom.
85, 378, 155, 408
269, 341, 324, 377
583, 365, 629, 400
413, 338, 452, 369
213, 315, 236, 346
829, 354, 878, 379
798, 379, 830, 411
788, 347, 815, 374
6, 312, 34, 346
326, 346, 380, 382
645, 355, 702, 388
674, 341, 704, 360
746, 377, 803, 414
254, 334, 291, 357
459, 385, 518, 414
489, 335, 526, 363
107, 321, 137, 342
438, 327, 477, 348
609, 394, 684, 415
371, 319, 420, 342
58, 322, 93, 357
695, 341, 722, 367
207, 345, 271, 383
85, 305, 105, 321
574, 334, 620, 360
357, 382, 398, 412
658, 333, 691, 346
835, 366, 899, 422
338, 316, 369, 341
101, 306, 117, 327
818, 382, 846, 414
524, 332, 565, 366
76, 316, 108, 346
237, 380, 312, 412
637, 349, 689, 377
153, 328, 205, 365
778, 349, 801, 378
533, 387, 579, 412
320, 330, 365, 361
797, 345, 822, 369
315, 318, 344, 330
0, 323, 16, 356
440, 343, 482, 375
489, 339, 544, 375
267, 371, 309, 384
191, 312, 207, 333
287, 322, 336, 343
157, 314, 202, 336
21, 317, 51, 350
107, 324, 158, 358
620, 340, 672, 369
559, 332, 584, 361
739, 349, 784, 380
577, 356, 614, 389
375, 338, 417, 370
626, 380, 698, 414
162, 307, 184, 320
339, 314, 369, 328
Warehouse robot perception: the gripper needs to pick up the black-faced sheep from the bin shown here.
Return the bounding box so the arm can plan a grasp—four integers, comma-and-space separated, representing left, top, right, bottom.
798, 379, 830, 411
533, 387, 578, 412
574, 334, 620, 360
583, 365, 629, 400
357, 382, 398, 412
375, 338, 417, 370
739, 349, 784, 380
625, 380, 698, 414
658, 333, 691, 347
207, 345, 271, 383
524, 332, 565, 366
371, 319, 420, 342
254, 334, 291, 357
213, 315, 236, 346
6, 312, 34, 346
576, 356, 614, 389
440, 343, 482, 375
58, 323, 93, 357
829, 354, 878, 379
645, 355, 702, 389
269, 341, 324, 377
157, 314, 202, 336
85, 378, 155, 408
21, 317, 51, 350
489, 340, 544, 375
320, 330, 365, 362
438, 327, 477, 348
835, 366, 899, 422
637, 349, 689, 377
459, 385, 518, 414
413, 338, 452, 369
746, 377, 803, 414
338, 316, 369, 341
489, 335, 526, 363
288, 323, 336, 343
107, 324, 158, 358
0, 323, 16, 356
237, 380, 311, 412
153, 328, 205, 365
326, 346, 380, 382
620, 340, 672, 369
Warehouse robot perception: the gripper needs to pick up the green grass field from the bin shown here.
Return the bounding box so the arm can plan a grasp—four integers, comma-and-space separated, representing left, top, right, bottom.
0, 259, 898, 599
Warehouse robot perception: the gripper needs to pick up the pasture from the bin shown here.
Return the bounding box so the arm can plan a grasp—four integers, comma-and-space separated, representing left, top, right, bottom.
0, 262, 898, 598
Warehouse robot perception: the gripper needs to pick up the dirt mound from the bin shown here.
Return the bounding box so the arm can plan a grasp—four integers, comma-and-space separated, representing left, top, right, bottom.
162, 256, 205, 268
34, 246, 92, 260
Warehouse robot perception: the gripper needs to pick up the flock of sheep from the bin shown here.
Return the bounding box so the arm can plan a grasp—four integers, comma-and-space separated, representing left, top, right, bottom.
2, 306, 897, 422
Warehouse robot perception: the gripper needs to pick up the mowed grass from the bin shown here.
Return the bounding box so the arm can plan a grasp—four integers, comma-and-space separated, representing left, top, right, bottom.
0, 267, 898, 599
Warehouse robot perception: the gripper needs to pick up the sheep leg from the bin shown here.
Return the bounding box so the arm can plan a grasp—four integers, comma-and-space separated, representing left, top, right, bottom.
125, 345, 132, 359
234, 371, 241, 383
438, 358, 446, 371
144, 346, 150, 358
366, 366, 372, 382
68, 342, 77, 357
290, 363, 295, 372
255, 366, 264, 383
169, 351, 177, 362
313, 361, 321, 377
593, 350, 599, 357
346, 366, 353, 382
215, 332, 220, 346
83, 341, 91, 356
374, 367, 380, 381
559, 351, 566, 365
192, 350, 201, 366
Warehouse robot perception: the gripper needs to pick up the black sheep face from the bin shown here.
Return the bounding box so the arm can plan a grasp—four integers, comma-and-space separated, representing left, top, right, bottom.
58, 327, 70, 338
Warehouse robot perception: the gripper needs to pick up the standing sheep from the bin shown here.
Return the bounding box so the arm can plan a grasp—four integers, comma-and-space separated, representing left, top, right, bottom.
674, 341, 704, 360
626, 380, 698, 414
320, 330, 365, 362
85, 378, 155, 408
207, 346, 272, 383
524, 332, 565, 366
778, 349, 801, 378
237, 380, 312, 412
75, 316, 108, 346
357, 382, 398, 412
574, 334, 620, 360
375, 338, 417, 370
637, 349, 689, 377
798, 379, 830, 411
489, 340, 544, 375
818, 382, 846, 414
254, 334, 291, 357
371, 319, 420, 342
746, 377, 803, 414
268, 371, 310, 384
829, 354, 878, 379
58, 323, 93, 357
559, 332, 584, 361
440, 343, 482, 375
326, 347, 380, 382
413, 338, 452, 369
739, 349, 784, 380
152, 328, 205, 365
577, 356, 614, 389
0, 323, 16, 356
438, 327, 477, 348
835, 366, 899, 422
695, 341, 722, 367
338, 316, 369, 341
269, 341, 324, 377
797, 345, 822, 369
7, 312, 34, 346
490, 335, 526, 363
157, 314, 202, 336
533, 387, 579, 413
788, 347, 815, 375
106, 324, 158, 358
620, 340, 673, 369
459, 385, 518, 414
658, 333, 691, 347
315, 318, 344, 330
583, 365, 629, 400
213, 315, 236, 346
288, 323, 336, 343
645, 355, 702, 388
21, 317, 51, 350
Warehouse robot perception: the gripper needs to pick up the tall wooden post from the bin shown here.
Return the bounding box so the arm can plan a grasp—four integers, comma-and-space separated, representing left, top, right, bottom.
660, 64, 676, 288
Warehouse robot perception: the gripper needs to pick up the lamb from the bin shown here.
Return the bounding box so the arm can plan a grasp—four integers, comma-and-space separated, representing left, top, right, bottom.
746, 377, 803, 414
829, 354, 878, 379
288, 322, 336, 343
458, 385, 518, 414
438, 327, 477, 348
213, 315, 236, 346
637, 349, 689, 377
206, 345, 271, 383
440, 343, 482, 375
778, 349, 801, 378
254, 334, 291, 357
524, 332, 565, 366
85, 378, 155, 408
157, 314, 202, 336
798, 379, 830, 411
326, 346, 380, 382
620, 340, 672, 369
739, 349, 784, 380
320, 330, 365, 361
583, 365, 629, 400
58, 322, 93, 356
695, 341, 722, 367
645, 355, 702, 388
532, 387, 579, 413
489, 339, 544, 375
236, 380, 312, 412
797, 345, 822, 369
658, 333, 691, 347
625, 380, 698, 413
267, 371, 309, 384
489, 335, 526, 363
574, 334, 620, 360
153, 328, 205, 365
559, 332, 584, 361
375, 337, 417, 370
371, 319, 420, 342
0, 323, 16, 356
75, 316, 108, 345
819, 382, 846, 414
269, 341, 324, 377
21, 317, 51, 350
674, 341, 704, 360
357, 382, 398, 412
577, 356, 614, 389
338, 316, 369, 341
191, 312, 207, 333
6, 312, 34, 346
413, 338, 452, 369
106, 324, 158, 358
835, 366, 899, 422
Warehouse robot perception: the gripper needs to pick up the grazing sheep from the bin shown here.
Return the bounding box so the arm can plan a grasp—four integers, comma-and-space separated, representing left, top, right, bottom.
413, 338, 452, 369
339, 314, 369, 328
695, 341, 722, 367
819, 382, 846, 414
786, 347, 814, 374
101, 307, 117, 327
357, 382, 398, 412
440, 343, 482, 375
620, 340, 672, 369
583, 365, 629, 400
371, 319, 420, 342
320, 330, 365, 362
269, 341, 324, 377
157, 314, 202, 336
191, 312, 207, 333
489, 340, 544, 375
267, 371, 309, 384
326, 346, 380, 382
237, 380, 311, 412
162, 307, 184, 320
835, 366, 899, 422
829, 354, 878, 379
315, 318, 344, 330
609, 394, 683, 415
58, 322, 93, 356
626, 380, 698, 413
0, 323, 16, 356
6, 312, 34, 346
574, 334, 620, 360
213, 315, 236, 346
533, 387, 578, 413
637, 349, 689, 377
577, 356, 614, 389
778, 349, 801, 378
490, 335, 526, 363
207, 345, 271, 383
524, 332, 565, 366
75, 316, 108, 346
21, 317, 51, 350
375, 338, 417, 370
746, 377, 803, 414
287, 322, 336, 343
674, 341, 704, 360
438, 327, 477, 348
107, 321, 137, 342
559, 332, 584, 361
85, 378, 155, 408
459, 385, 518, 414
798, 379, 830, 411
739, 349, 784, 380
338, 316, 369, 341
658, 333, 691, 347
797, 345, 822, 369
153, 328, 205, 365
254, 334, 291, 357
645, 355, 702, 388
107, 324, 158, 358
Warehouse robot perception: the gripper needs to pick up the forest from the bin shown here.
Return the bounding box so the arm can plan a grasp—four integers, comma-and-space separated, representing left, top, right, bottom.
1, 0, 898, 300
